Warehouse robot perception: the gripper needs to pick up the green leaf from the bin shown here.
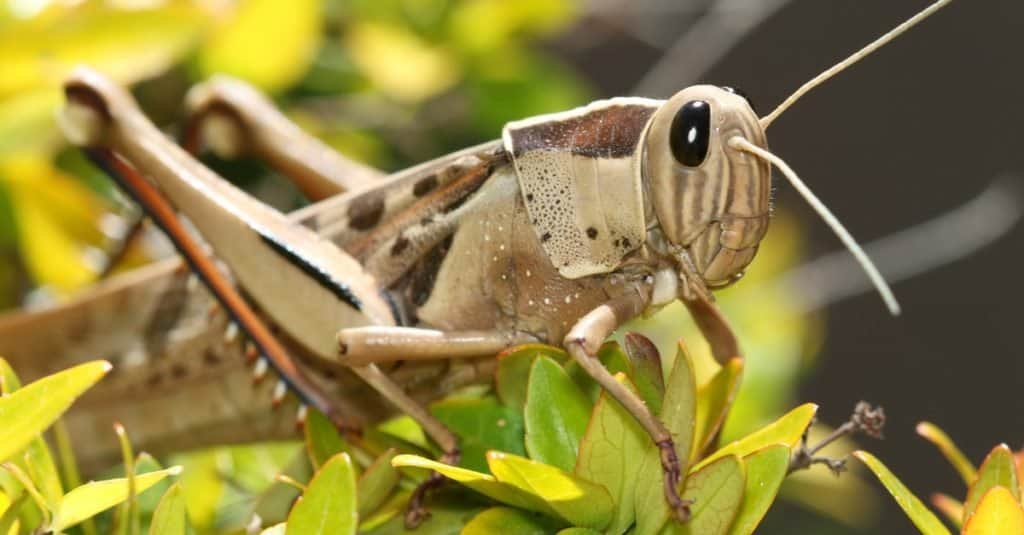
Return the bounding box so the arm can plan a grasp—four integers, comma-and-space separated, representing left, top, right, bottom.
623, 332, 665, 414
564, 343, 632, 402
375, 415, 430, 452
1, 462, 48, 526
431, 396, 524, 473
172, 450, 223, 529
52, 466, 182, 532
963, 487, 1024, 535
692, 358, 743, 460
964, 445, 1021, 524
0, 492, 27, 535
23, 436, 62, 511
286, 452, 357, 535
114, 423, 138, 535
664, 455, 746, 535
0, 361, 110, 464
853, 451, 950, 535
357, 449, 399, 517
391, 454, 556, 518
597, 342, 632, 378
633, 343, 697, 535
916, 422, 977, 485
133, 453, 172, 514
304, 408, 350, 470
557, 529, 602, 535
462, 506, 564, 535
694, 403, 817, 473
574, 374, 646, 534
524, 356, 592, 472
727, 445, 789, 535
487, 451, 613, 530
496, 344, 567, 410
148, 484, 187, 535
358, 491, 482, 535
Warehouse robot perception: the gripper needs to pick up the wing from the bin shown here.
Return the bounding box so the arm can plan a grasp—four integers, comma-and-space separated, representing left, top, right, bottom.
502, 97, 662, 278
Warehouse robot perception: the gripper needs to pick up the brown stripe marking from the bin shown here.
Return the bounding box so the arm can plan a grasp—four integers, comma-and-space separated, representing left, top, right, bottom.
510, 104, 655, 159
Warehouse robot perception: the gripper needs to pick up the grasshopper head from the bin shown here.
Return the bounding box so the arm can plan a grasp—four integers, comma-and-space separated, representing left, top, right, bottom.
643, 85, 770, 287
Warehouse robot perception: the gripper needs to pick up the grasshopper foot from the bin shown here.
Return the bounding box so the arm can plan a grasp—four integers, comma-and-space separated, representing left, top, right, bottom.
658, 438, 692, 523
404, 449, 460, 529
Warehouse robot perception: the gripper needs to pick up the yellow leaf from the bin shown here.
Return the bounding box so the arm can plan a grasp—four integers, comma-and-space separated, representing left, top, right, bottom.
198, 0, 322, 93
0, 361, 111, 465
52, 466, 182, 532
963, 487, 1024, 535
345, 22, 459, 103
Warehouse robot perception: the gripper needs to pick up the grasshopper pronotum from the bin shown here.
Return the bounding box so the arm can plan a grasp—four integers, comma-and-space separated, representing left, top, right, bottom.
51, 0, 952, 525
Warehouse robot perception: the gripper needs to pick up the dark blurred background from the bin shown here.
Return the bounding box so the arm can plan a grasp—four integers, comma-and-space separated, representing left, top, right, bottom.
586, 0, 1024, 532
1, 0, 1021, 532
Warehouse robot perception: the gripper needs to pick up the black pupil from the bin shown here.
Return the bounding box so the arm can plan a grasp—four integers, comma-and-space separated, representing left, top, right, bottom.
669, 100, 711, 167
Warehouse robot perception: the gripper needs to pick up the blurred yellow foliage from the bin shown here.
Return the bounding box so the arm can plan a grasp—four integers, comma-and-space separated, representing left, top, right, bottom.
346, 21, 459, 103
198, 0, 323, 93
450, 0, 576, 53
0, 155, 107, 293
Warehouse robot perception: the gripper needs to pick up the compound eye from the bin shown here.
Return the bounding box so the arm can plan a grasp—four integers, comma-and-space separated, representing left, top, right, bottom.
669, 100, 711, 167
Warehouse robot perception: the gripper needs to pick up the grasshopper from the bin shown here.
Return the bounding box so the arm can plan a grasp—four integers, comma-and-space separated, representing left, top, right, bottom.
41, 0, 952, 525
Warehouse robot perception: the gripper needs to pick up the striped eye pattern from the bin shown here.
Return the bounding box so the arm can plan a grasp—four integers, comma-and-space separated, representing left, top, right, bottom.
669, 100, 711, 167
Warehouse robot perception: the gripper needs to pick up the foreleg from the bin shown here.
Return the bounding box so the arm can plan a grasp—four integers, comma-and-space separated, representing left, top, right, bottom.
564, 289, 692, 523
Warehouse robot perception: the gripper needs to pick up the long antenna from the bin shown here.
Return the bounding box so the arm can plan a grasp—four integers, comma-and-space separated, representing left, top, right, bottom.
728, 136, 900, 315
760, 0, 954, 129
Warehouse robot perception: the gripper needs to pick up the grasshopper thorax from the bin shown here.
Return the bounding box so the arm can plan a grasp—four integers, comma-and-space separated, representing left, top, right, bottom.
643, 85, 770, 288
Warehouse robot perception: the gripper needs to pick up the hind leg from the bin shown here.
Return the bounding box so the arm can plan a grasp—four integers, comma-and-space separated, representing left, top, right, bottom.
183, 76, 382, 200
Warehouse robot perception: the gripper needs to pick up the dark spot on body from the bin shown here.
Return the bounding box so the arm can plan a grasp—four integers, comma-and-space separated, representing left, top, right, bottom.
171, 364, 187, 379
541, 232, 551, 242
407, 234, 453, 307
413, 175, 439, 197
203, 350, 221, 366
621, 238, 632, 248
146, 373, 163, 388
347, 194, 385, 230
391, 234, 411, 256
526, 193, 534, 202
586, 227, 598, 239
421, 215, 434, 225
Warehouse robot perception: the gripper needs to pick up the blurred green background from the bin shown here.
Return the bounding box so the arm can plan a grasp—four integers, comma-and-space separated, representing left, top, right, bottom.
0, 0, 1021, 533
